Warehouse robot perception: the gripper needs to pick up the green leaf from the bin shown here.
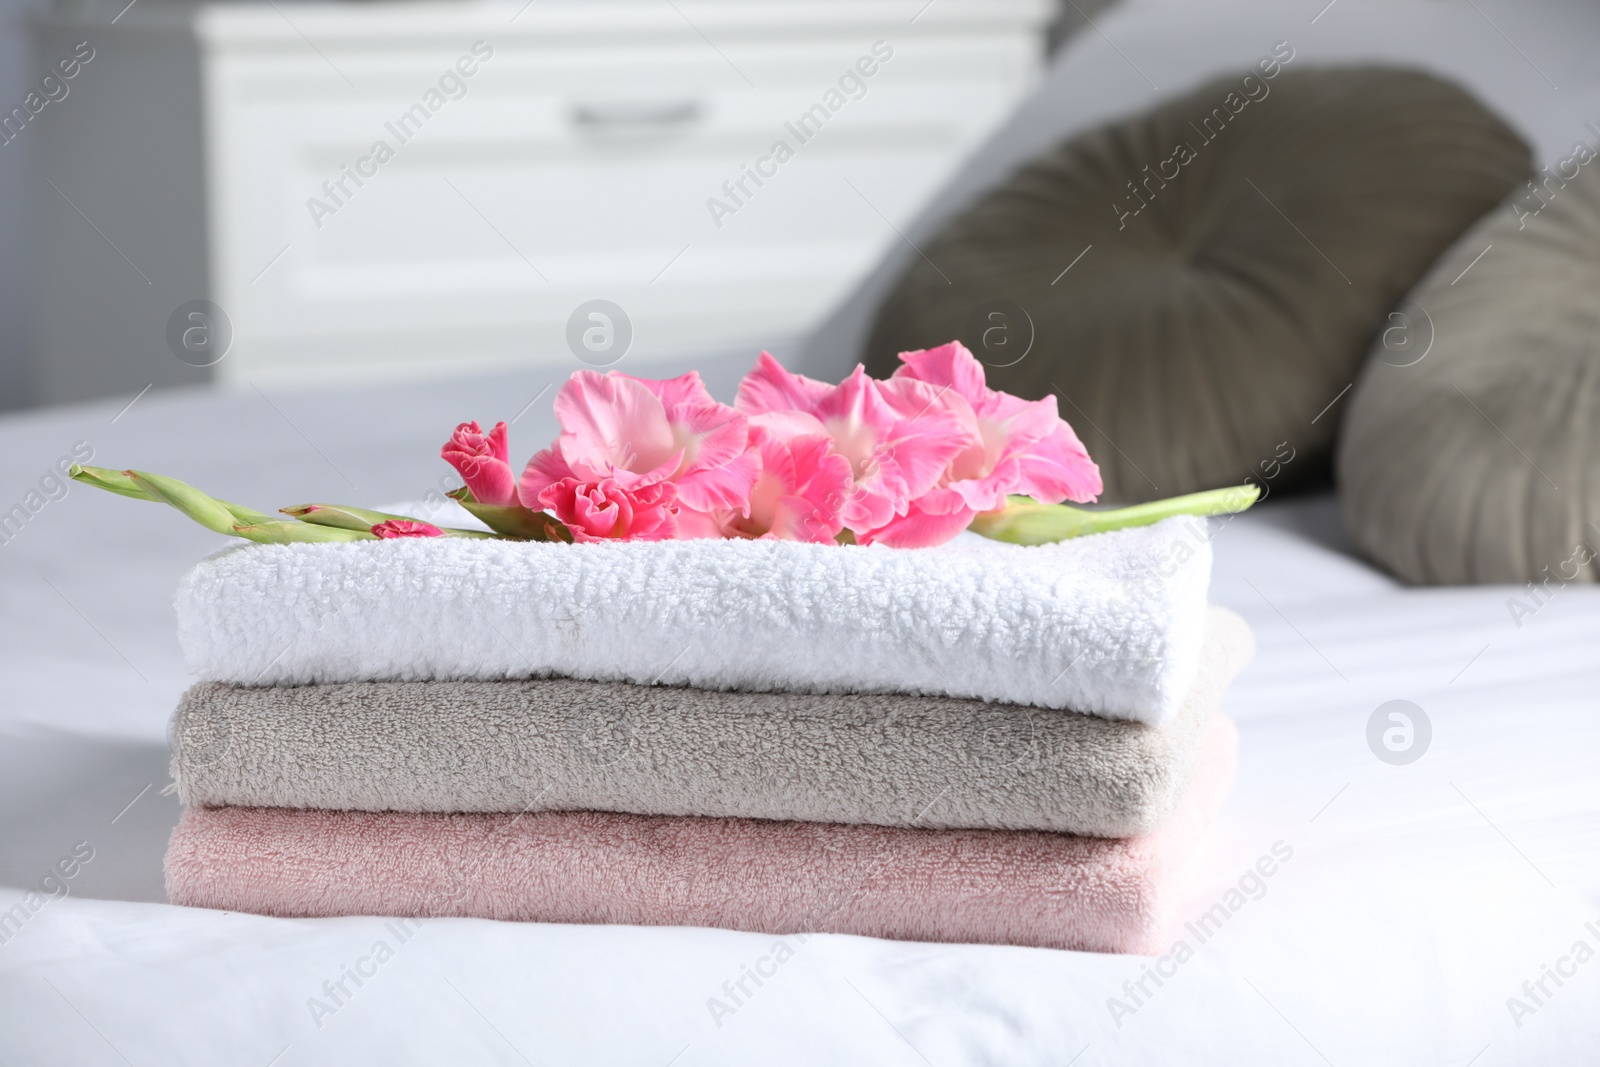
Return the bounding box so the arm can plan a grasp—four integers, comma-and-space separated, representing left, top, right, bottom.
968, 485, 1260, 545
447, 487, 572, 542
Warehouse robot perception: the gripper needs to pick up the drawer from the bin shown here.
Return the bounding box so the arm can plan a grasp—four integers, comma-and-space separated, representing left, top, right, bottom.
200, 3, 1047, 384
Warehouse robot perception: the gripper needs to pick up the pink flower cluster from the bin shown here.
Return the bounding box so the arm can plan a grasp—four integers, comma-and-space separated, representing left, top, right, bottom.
440, 342, 1102, 547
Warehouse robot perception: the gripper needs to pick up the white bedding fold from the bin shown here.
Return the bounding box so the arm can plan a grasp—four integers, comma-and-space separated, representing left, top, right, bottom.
175, 518, 1213, 722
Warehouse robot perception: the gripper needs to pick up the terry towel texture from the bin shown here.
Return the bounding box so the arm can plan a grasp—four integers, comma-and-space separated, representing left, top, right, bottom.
174, 520, 1213, 723
165, 717, 1237, 953
172, 609, 1251, 836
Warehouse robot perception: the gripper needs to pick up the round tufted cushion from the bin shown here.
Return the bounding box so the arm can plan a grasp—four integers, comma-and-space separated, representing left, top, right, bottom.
862, 66, 1531, 503
1338, 154, 1600, 585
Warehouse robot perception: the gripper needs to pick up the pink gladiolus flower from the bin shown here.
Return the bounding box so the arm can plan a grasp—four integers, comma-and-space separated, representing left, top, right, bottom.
735, 353, 973, 539
686, 414, 854, 542
441, 420, 518, 506
371, 520, 444, 539
862, 341, 1103, 548
538, 477, 678, 543
520, 371, 758, 516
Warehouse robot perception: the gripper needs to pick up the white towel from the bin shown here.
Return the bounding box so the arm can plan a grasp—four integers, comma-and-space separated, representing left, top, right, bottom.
175, 517, 1213, 723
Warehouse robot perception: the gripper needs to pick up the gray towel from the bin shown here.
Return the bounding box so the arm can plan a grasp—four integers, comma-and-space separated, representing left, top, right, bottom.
171, 608, 1252, 836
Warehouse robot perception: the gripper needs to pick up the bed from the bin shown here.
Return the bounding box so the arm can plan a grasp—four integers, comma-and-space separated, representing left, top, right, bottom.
7, 0, 1600, 1060
0, 347, 1596, 1065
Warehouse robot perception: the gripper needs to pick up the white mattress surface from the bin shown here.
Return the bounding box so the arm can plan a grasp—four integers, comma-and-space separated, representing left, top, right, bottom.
1, 357, 1597, 1065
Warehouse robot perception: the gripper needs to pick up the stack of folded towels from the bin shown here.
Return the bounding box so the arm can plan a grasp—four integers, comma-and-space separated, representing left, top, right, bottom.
164, 516, 1251, 953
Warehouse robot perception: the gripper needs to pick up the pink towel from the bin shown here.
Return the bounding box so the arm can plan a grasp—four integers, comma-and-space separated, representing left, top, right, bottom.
166, 718, 1236, 954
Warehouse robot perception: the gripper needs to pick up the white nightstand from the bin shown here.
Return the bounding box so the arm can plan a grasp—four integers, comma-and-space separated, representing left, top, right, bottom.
34, 0, 1052, 402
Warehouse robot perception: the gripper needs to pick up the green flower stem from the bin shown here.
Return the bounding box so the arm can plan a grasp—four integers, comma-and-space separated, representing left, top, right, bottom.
232, 521, 376, 544
70, 465, 274, 526
447, 487, 572, 543
130, 471, 378, 543
281, 503, 412, 531
282, 503, 497, 539
75, 463, 1256, 550
69, 464, 157, 501
127, 470, 261, 536
968, 484, 1261, 545
72, 465, 372, 542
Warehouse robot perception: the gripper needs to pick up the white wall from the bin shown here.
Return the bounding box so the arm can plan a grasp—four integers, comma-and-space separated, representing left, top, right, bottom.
0, 0, 50, 410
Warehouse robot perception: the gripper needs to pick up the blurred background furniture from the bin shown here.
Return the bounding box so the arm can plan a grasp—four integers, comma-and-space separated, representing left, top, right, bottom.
1339, 162, 1600, 586
858, 65, 1531, 505
27, 0, 1057, 404
803, 0, 1600, 392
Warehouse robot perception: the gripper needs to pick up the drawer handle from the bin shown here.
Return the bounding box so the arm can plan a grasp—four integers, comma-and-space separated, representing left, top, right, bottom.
570, 101, 703, 128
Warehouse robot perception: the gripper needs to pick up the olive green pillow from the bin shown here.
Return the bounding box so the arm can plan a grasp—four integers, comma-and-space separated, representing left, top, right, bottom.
1339, 157, 1600, 586
863, 67, 1531, 503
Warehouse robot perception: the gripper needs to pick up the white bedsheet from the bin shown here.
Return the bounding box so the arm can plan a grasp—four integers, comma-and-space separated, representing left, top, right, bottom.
1, 356, 1597, 1065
